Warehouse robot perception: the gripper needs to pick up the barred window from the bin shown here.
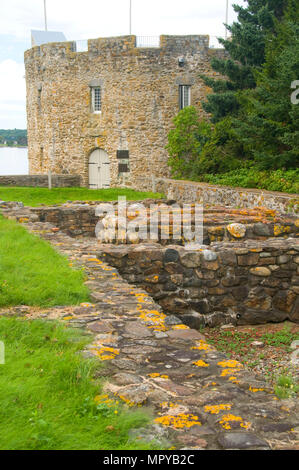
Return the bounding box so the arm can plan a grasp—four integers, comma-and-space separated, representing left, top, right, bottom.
179, 85, 191, 110
91, 87, 101, 113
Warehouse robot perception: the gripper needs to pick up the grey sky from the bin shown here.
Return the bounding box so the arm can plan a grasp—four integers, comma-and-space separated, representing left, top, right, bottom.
0, 0, 245, 129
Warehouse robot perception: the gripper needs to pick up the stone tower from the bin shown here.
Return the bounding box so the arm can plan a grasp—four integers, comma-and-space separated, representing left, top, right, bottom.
25, 35, 223, 188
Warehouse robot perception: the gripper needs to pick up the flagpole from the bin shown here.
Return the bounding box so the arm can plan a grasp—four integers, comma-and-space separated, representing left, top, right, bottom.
225, 0, 228, 39
129, 0, 132, 35
44, 0, 48, 31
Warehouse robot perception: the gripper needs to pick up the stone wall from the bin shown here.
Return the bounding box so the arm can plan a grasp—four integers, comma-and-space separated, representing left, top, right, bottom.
12, 202, 299, 241
25, 35, 225, 187
133, 176, 299, 215
0, 174, 81, 188
98, 239, 299, 328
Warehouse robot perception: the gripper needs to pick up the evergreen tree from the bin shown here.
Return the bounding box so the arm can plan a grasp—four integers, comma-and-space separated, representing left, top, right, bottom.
232, 2, 299, 169
202, 0, 287, 122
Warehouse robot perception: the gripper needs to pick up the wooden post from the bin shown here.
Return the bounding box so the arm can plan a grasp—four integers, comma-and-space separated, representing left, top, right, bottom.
48, 170, 52, 189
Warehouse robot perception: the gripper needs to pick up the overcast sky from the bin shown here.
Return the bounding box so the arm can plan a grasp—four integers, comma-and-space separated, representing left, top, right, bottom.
0, 0, 245, 129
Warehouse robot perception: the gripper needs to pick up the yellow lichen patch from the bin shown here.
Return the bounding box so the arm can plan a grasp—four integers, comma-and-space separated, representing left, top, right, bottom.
191, 340, 214, 352
148, 373, 169, 380
91, 346, 119, 361
220, 368, 242, 377
160, 402, 176, 409
94, 394, 115, 406
218, 359, 243, 369
62, 316, 73, 321
228, 376, 240, 384
138, 309, 167, 331
155, 413, 201, 429
249, 386, 264, 393
172, 324, 189, 330
118, 395, 135, 407
219, 414, 251, 430
204, 404, 232, 414
274, 224, 291, 237
193, 360, 209, 367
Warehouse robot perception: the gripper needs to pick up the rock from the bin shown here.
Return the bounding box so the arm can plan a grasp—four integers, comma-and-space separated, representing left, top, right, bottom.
227, 223, 246, 239
164, 248, 179, 263
202, 250, 218, 261
87, 321, 113, 333
220, 324, 235, 330
124, 322, 153, 338
167, 328, 205, 342
253, 223, 273, 237
180, 251, 201, 268
218, 432, 270, 450
250, 341, 265, 348
238, 253, 260, 266
117, 384, 152, 405
273, 290, 296, 313
112, 373, 142, 386
249, 267, 271, 277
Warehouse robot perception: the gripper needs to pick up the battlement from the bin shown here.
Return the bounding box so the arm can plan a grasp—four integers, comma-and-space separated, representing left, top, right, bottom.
24, 34, 213, 61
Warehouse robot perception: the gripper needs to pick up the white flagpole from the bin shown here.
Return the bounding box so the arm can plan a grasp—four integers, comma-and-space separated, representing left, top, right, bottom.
44, 0, 48, 31
129, 0, 132, 35
225, 0, 228, 39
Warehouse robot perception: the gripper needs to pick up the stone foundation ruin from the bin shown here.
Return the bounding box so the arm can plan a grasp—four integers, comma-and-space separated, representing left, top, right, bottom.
1, 199, 298, 328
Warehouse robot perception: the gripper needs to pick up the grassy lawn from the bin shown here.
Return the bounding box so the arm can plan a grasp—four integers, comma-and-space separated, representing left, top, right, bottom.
0, 186, 164, 207
0, 215, 90, 307
0, 317, 155, 450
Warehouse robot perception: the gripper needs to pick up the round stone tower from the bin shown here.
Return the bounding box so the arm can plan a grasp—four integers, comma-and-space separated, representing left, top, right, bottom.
25, 34, 224, 188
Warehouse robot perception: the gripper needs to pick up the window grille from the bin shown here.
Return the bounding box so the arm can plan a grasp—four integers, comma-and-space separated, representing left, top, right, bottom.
179, 85, 191, 110
92, 87, 101, 113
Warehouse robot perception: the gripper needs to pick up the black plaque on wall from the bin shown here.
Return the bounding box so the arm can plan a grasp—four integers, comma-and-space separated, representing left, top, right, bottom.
118, 163, 129, 173
117, 150, 129, 159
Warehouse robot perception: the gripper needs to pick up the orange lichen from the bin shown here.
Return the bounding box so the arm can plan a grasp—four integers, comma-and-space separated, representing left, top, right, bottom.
91, 346, 119, 361
218, 360, 243, 368
172, 324, 189, 330
148, 373, 169, 379
249, 386, 265, 393
220, 368, 242, 377
204, 404, 232, 414
155, 413, 201, 429
193, 360, 209, 367
219, 414, 251, 430
191, 340, 214, 352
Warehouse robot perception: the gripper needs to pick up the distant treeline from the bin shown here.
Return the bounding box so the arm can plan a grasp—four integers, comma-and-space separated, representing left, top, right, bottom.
0, 129, 27, 147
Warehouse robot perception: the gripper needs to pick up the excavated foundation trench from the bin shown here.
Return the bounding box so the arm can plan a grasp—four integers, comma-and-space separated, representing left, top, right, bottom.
2, 199, 299, 328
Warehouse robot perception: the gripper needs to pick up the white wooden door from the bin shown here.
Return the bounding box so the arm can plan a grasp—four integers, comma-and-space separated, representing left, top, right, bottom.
89, 149, 110, 189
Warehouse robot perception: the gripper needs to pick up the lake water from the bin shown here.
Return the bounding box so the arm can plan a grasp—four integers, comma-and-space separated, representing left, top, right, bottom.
0, 147, 28, 175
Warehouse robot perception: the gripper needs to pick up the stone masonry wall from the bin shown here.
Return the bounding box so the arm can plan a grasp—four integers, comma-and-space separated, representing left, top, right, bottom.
133, 176, 299, 215
98, 239, 299, 328
0, 174, 81, 188
25, 35, 225, 187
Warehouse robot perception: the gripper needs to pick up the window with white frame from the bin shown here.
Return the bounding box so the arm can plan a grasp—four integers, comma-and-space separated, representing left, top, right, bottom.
91, 86, 101, 113
179, 85, 191, 110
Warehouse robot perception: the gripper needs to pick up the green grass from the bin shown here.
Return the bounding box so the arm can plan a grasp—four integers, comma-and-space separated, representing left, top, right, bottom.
0, 317, 156, 450
274, 374, 299, 399
0, 215, 90, 307
0, 187, 164, 207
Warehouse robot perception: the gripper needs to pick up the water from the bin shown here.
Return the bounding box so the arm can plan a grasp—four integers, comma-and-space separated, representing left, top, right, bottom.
0, 147, 28, 175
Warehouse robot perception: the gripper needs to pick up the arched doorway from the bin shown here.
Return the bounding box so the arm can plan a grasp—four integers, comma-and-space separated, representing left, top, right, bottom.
88, 149, 110, 189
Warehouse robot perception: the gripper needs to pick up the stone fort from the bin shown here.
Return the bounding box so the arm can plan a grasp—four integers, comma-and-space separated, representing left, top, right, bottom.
25, 35, 224, 189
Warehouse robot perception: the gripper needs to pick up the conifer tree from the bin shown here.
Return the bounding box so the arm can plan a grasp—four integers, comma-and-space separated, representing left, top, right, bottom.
202, 0, 287, 122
